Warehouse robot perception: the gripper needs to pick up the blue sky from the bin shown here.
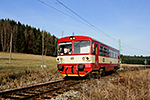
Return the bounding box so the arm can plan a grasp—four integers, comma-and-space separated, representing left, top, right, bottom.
1, 0, 150, 56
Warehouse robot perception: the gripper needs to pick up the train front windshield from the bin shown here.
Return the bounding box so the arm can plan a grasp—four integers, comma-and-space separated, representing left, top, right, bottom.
58, 40, 90, 55
58, 42, 72, 55
73, 40, 90, 54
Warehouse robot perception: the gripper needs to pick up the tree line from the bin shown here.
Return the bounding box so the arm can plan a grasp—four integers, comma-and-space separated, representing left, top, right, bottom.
121, 55, 150, 65
0, 19, 149, 64
0, 19, 57, 56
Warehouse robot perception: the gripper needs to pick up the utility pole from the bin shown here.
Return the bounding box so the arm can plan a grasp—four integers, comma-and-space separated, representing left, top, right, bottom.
9, 32, 13, 63
42, 26, 44, 71
119, 39, 122, 68
72, 32, 74, 36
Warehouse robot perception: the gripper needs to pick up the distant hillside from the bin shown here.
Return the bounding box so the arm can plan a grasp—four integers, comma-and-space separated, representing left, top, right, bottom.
0, 19, 57, 56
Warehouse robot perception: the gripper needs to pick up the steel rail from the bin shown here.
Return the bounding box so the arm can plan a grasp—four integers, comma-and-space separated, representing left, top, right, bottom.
0, 79, 71, 99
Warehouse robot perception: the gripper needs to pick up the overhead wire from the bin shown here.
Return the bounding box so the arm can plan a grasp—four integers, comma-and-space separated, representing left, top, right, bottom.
56, 0, 118, 42
37, 0, 106, 37
37, 0, 90, 27
37, 0, 150, 54
56, 0, 150, 54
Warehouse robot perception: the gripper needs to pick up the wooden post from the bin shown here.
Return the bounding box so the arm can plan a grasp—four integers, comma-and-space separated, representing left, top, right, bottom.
42, 26, 44, 71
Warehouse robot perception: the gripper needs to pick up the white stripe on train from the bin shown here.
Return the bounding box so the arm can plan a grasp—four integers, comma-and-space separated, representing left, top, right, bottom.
57, 55, 118, 64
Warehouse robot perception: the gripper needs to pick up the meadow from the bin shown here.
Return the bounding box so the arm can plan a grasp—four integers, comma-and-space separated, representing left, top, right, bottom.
0, 52, 57, 74
0, 52, 63, 91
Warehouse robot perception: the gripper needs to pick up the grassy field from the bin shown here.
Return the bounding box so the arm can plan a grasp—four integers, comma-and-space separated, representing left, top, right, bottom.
0, 52, 64, 91
0, 52, 57, 75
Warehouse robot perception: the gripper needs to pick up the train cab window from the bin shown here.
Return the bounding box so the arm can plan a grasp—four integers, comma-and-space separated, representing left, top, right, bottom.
73, 40, 90, 54
99, 45, 103, 55
92, 42, 95, 54
104, 47, 107, 56
58, 42, 72, 55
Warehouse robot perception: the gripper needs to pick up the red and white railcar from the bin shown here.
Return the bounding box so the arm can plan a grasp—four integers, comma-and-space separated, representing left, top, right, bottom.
56, 36, 120, 77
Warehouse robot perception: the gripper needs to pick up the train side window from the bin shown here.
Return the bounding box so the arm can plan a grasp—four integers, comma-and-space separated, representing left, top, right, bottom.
112, 50, 114, 58
114, 51, 116, 58
108, 48, 110, 57
99, 45, 103, 55
92, 42, 95, 54
110, 50, 112, 58
116, 52, 118, 59
104, 47, 107, 56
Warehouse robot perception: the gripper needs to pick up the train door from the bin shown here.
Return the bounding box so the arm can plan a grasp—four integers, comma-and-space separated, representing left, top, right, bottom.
95, 43, 99, 69
92, 41, 99, 69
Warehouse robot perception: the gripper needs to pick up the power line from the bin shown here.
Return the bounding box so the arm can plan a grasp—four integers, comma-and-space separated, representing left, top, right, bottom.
37, 0, 116, 41
56, 0, 118, 42
37, 0, 118, 43
37, 0, 150, 54
121, 42, 150, 53
56, 0, 150, 54
37, 0, 108, 37
37, 0, 90, 27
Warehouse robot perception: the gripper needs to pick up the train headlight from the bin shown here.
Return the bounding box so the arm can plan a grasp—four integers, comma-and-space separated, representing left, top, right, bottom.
86, 57, 89, 60
57, 65, 64, 71
56, 58, 59, 62
82, 56, 90, 61
82, 57, 86, 61
56, 57, 63, 62
78, 64, 85, 71
56, 57, 60, 62
69, 36, 75, 40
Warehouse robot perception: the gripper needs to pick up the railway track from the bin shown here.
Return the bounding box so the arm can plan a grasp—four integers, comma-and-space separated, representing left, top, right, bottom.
0, 67, 148, 100
0, 78, 90, 100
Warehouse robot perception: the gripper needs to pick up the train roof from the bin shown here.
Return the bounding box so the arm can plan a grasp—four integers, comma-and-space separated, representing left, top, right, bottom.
91, 38, 119, 52
58, 35, 119, 52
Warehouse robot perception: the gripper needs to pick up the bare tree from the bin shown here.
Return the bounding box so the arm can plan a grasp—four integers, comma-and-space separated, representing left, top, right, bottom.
13, 25, 18, 52
6, 25, 12, 52
4, 27, 6, 51
0, 27, 4, 51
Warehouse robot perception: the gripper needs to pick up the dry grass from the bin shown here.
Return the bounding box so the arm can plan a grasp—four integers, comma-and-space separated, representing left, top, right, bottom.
0, 52, 64, 91
0, 52, 56, 67
122, 64, 150, 71
122, 64, 150, 67
80, 69, 150, 100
